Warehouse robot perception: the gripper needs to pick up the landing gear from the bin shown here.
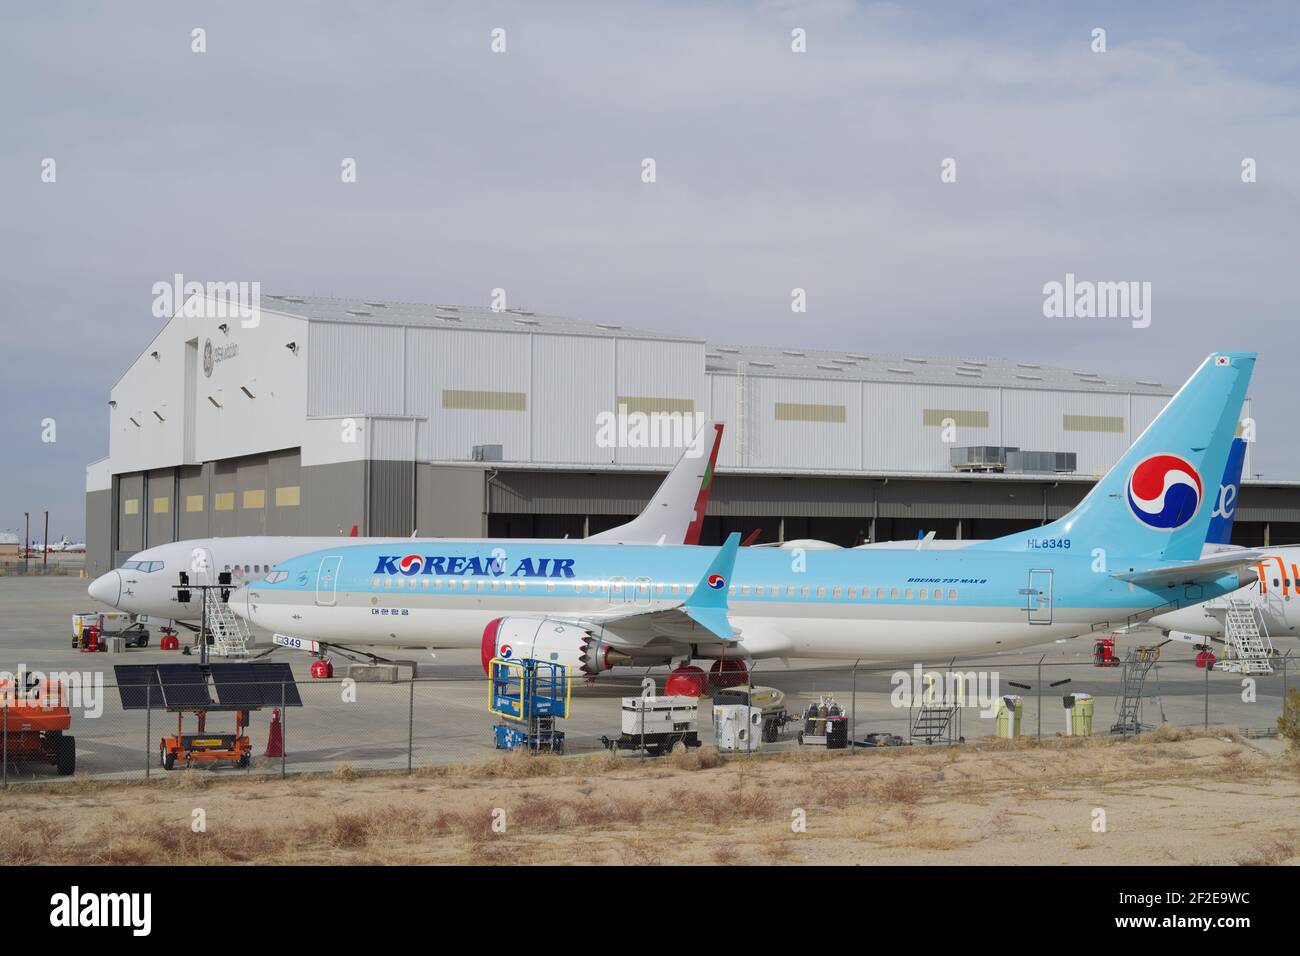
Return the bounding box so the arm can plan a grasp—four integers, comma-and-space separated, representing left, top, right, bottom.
708, 658, 748, 689
664, 665, 709, 697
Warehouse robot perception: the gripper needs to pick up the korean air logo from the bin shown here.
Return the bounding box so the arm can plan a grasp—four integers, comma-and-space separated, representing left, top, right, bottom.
397, 554, 423, 575
1127, 454, 1203, 531
499, 643, 513, 659
706, 573, 727, 590
1212, 482, 1238, 520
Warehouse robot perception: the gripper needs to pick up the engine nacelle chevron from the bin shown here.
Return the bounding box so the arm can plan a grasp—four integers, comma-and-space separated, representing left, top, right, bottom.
480, 617, 628, 676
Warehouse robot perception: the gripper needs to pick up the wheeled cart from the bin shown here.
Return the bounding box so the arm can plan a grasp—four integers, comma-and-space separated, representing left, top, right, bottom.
602, 696, 701, 756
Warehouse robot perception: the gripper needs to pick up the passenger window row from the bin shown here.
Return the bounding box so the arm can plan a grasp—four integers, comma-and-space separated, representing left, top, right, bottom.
359, 577, 959, 602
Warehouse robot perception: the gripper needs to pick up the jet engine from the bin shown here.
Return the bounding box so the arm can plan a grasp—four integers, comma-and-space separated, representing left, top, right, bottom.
480, 617, 625, 676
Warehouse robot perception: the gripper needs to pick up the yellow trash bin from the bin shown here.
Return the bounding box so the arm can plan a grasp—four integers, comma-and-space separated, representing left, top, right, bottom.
1074, 693, 1094, 737
996, 695, 1023, 738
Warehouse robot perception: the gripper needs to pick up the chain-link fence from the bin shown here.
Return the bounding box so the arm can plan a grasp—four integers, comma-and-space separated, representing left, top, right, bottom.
1, 651, 1294, 785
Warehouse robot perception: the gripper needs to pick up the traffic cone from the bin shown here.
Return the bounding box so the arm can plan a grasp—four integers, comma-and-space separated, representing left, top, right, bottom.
264, 708, 283, 757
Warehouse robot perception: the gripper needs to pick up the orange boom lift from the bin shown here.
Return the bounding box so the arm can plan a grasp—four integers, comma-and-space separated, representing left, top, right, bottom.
1, 677, 76, 776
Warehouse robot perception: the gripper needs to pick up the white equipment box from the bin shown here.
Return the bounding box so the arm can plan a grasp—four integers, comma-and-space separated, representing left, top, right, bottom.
621, 696, 699, 736
73, 612, 133, 637
713, 704, 764, 752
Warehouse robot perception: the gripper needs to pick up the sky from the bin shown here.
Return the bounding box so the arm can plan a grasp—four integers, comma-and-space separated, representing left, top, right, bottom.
2, 1, 1298, 539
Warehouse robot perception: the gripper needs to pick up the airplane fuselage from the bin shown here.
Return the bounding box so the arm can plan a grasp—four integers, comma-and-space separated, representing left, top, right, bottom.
237, 541, 1252, 661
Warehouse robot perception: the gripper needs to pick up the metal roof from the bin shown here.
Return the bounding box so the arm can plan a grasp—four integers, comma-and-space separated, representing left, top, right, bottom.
261, 294, 697, 343
704, 344, 1172, 394
264, 295, 1170, 395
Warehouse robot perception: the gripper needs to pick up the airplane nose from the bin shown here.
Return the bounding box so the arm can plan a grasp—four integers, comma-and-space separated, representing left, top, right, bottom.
88, 571, 121, 607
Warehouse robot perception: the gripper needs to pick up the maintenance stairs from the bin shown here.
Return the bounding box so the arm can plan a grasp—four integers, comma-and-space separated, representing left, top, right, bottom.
1111, 646, 1159, 736
1216, 599, 1274, 675
205, 588, 252, 657
911, 702, 958, 744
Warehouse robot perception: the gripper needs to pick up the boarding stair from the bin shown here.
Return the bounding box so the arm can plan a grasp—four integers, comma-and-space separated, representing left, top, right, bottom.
204, 588, 251, 658
1216, 599, 1274, 675
910, 702, 958, 744
1111, 646, 1160, 736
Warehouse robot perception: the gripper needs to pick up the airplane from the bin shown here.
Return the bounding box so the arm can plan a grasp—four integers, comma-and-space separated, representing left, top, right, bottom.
49, 535, 87, 553
232, 352, 1263, 684
86, 420, 725, 628
1146, 435, 1300, 642
807, 438, 1250, 556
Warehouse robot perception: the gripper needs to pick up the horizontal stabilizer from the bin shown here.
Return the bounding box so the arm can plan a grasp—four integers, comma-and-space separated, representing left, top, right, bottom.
1112, 549, 1264, 588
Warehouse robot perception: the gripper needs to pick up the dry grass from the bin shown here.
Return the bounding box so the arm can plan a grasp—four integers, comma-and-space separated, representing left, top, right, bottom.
874, 775, 923, 805
1, 730, 1294, 866
1236, 839, 1296, 867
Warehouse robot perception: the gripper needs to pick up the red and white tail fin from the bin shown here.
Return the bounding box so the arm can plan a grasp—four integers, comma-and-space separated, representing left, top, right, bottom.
588, 421, 724, 545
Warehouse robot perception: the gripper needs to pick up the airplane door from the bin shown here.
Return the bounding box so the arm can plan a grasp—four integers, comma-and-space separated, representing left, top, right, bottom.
187, 546, 217, 585
1026, 569, 1053, 624
315, 556, 343, 607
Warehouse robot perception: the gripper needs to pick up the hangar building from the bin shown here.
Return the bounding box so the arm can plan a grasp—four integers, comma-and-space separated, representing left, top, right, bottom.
85, 295, 1295, 577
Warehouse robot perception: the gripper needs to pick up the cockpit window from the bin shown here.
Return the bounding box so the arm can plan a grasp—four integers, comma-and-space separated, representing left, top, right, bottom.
120, 560, 164, 572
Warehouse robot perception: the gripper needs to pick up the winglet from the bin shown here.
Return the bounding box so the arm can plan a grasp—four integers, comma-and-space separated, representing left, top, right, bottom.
682, 532, 740, 638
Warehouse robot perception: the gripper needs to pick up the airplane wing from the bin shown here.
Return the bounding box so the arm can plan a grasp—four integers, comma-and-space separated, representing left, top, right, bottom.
1111, 549, 1265, 588
561, 532, 742, 645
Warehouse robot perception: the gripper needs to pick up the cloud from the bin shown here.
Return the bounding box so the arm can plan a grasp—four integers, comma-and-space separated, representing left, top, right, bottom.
2, 1, 1298, 533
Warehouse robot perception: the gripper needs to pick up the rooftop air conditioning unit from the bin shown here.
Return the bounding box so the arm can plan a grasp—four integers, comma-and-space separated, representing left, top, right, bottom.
950, 446, 1018, 473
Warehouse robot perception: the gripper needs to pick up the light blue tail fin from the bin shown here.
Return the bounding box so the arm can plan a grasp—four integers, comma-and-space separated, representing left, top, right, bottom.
971, 353, 1255, 562
1204, 437, 1247, 547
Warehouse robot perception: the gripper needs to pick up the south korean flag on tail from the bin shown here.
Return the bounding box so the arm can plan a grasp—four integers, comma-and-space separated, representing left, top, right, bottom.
1216, 356, 1231, 366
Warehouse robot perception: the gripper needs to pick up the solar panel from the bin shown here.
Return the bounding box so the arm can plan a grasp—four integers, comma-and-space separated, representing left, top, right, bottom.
155, 664, 214, 709
208, 663, 264, 707
113, 664, 164, 711
250, 662, 302, 707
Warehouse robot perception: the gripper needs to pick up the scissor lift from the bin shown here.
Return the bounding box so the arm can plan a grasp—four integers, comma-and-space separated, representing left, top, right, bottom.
488, 658, 570, 754
114, 662, 302, 769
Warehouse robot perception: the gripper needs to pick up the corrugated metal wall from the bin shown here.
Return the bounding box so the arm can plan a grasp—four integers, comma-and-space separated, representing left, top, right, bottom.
487, 468, 1100, 524
532, 333, 614, 463
235, 456, 269, 535
308, 323, 405, 416
266, 449, 302, 534
117, 473, 144, 551
865, 382, 999, 473
178, 464, 209, 540
710, 370, 1175, 477
146, 469, 175, 545
1001, 388, 1132, 477
369, 418, 419, 462
611, 337, 707, 466
369, 460, 415, 536
407, 327, 531, 461
210, 460, 238, 537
